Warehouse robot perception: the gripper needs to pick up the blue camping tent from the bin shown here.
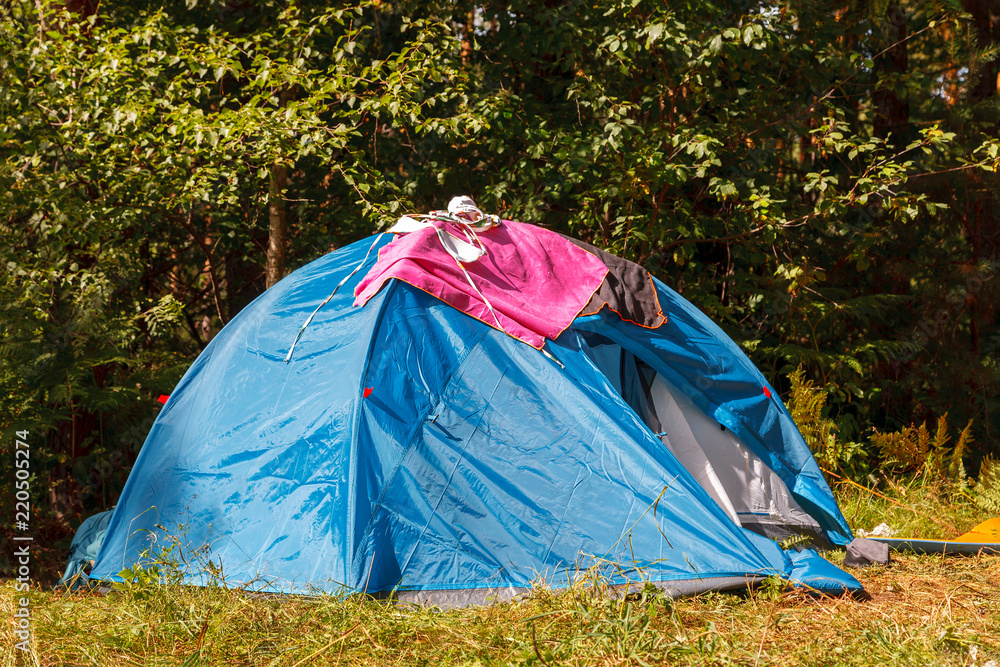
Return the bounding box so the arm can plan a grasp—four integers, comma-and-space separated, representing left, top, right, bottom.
58, 508, 114, 589
90, 232, 861, 603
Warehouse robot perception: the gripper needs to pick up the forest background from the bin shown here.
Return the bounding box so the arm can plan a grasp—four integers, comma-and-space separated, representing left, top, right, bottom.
1, 0, 999, 545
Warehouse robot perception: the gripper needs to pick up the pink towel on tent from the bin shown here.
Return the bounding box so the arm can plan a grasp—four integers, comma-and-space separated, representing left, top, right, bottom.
354, 219, 609, 349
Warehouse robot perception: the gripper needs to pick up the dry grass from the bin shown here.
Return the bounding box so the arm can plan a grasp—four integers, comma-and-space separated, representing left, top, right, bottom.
4, 481, 999, 667
3, 550, 998, 666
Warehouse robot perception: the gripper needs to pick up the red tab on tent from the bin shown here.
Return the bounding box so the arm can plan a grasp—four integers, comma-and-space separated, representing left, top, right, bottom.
363, 387, 373, 398
762, 387, 772, 399
157, 395, 170, 404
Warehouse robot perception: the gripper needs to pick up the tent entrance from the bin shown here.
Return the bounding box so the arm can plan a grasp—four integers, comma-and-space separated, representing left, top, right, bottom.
584, 335, 823, 543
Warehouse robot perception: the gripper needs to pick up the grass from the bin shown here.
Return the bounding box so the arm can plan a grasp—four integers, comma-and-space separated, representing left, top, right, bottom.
834, 471, 994, 540
4, 481, 999, 667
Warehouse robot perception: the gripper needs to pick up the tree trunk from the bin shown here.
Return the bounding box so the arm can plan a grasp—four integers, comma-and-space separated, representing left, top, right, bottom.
873, 4, 910, 146
962, 0, 1000, 102
265, 163, 289, 289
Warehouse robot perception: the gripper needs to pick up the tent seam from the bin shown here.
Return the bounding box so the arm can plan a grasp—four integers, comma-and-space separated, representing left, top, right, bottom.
349, 288, 492, 586
348, 277, 401, 584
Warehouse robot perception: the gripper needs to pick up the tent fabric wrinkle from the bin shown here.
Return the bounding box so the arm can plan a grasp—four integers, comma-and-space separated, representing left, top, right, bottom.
86, 225, 863, 605
354, 219, 609, 349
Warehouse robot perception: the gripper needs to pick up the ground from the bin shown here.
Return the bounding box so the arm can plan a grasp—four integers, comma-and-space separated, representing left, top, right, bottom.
4, 481, 999, 666
2, 548, 998, 667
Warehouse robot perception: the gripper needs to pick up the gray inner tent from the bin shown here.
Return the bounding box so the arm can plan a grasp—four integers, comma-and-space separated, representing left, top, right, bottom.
583, 333, 824, 544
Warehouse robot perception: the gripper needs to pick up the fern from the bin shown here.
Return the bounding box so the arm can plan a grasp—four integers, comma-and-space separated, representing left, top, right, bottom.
948, 419, 973, 488
871, 423, 927, 471
918, 416, 946, 476
873, 415, 981, 492
932, 414, 950, 454
972, 458, 1000, 514
778, 534, 812, 550
916, 421, 931, 471
787, 367, 845, 470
